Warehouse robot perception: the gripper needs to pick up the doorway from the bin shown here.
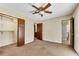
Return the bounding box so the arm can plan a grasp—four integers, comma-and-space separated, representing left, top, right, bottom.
62, 18, 74, 48
34, 23, 43, 40
62, 20, 70, 45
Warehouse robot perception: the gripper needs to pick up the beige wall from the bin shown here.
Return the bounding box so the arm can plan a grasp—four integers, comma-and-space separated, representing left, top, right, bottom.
25, 19, 34, 44
34, 15, 72, 43
43, 19, 62, 43
73, 5, 79, 54
0, 6, 34, 47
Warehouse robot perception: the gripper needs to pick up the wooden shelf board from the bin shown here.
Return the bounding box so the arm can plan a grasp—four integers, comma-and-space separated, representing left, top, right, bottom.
0, 30, 14, 32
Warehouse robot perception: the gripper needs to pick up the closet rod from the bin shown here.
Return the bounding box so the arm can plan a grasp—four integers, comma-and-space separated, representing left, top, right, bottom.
0, 13, 18, 19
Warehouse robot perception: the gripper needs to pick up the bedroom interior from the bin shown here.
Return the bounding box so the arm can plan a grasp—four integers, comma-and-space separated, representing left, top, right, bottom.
0, 3, 79, 56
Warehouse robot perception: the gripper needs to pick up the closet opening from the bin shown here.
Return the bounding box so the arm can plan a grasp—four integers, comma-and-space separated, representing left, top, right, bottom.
0, 14, 17, 47
0, 13, 25, 47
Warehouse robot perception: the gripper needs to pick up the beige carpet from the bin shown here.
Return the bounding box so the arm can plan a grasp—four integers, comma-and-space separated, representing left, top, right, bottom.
0, 39, 78, 56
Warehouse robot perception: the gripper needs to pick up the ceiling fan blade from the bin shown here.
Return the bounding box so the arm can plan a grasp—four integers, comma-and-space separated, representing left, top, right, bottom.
43, 3, 51, 10
44, 11, 52, 14
32, 5, 39, 10
33, 11, 39, 14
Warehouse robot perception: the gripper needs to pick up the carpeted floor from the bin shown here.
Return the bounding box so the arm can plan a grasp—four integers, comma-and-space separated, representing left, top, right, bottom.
0, 39, 78, 56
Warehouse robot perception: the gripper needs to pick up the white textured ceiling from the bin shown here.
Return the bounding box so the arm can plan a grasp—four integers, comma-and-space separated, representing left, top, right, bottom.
0, 3, 77, 20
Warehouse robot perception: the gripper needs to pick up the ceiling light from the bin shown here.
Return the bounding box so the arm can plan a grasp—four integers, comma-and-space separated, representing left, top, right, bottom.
40, 11, 44, 14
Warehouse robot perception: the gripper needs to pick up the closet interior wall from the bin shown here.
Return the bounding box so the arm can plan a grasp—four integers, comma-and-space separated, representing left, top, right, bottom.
0, 14, 17, 47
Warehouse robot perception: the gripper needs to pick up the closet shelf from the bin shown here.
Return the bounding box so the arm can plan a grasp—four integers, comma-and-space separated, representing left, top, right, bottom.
0, 30, 14, 32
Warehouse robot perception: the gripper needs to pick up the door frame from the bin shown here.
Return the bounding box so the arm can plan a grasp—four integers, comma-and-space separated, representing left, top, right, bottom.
70, 17, 74, 48
34, 23, 43, 40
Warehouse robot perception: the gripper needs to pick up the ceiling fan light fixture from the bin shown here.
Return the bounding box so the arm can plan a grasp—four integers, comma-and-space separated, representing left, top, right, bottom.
30, 3, 52, 17
40, 11, 44, 14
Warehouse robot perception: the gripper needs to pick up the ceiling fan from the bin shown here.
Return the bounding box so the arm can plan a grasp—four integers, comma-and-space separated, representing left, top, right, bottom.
30, 3, 52, 17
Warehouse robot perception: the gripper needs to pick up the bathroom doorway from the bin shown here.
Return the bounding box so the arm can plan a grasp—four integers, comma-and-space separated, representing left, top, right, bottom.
62, 18, 74, 48
62, 20, 70, 45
